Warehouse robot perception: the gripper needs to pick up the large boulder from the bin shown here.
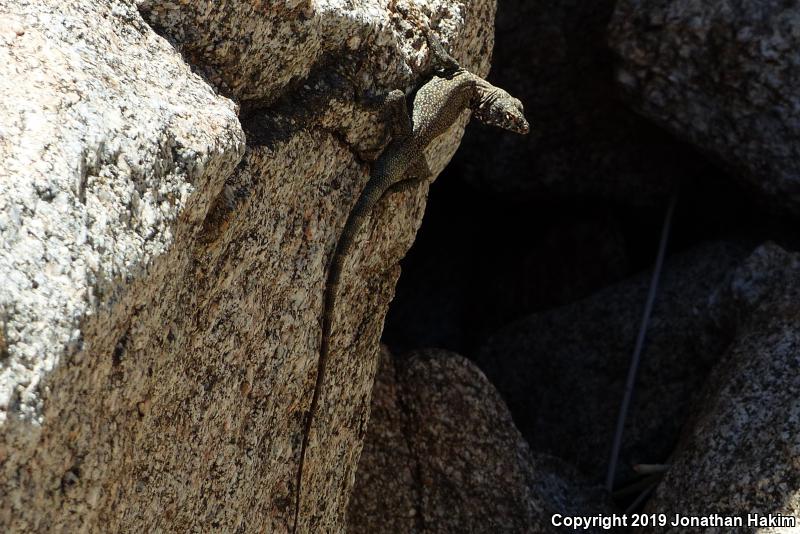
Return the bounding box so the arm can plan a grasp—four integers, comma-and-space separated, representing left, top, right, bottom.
609, 0, 800, 213
136, 0, 496, 107
347, 348, 608, 533
642, 243, 800, 531
476, 241, 753, 484
0, 0, 496, 531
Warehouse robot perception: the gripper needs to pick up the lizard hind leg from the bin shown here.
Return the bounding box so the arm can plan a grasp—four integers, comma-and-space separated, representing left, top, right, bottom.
385, 157, 431, 195
385, 177, 422, 196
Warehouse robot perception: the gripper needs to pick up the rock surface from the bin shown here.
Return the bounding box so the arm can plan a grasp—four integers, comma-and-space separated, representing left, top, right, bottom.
609, 0, 800, 213
0, 0, 244, 428
137, 0, 496, 107
476, 241, 753, 484
0, 0, 496, 531
642, 243, 800, 531
347, 348, 608, 533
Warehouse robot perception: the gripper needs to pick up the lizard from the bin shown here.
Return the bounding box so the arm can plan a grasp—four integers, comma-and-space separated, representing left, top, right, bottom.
293, 35, 530, 532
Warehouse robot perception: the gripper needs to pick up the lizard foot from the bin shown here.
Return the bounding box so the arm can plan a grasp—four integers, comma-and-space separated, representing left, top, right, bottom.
425, 31, 460, 73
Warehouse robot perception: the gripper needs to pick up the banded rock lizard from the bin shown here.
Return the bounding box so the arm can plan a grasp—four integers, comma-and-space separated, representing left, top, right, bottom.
293, 37, 530, 532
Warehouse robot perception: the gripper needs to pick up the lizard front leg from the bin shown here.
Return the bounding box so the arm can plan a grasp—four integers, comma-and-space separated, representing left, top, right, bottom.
425, 31, 461, 74
384, 157, 431, 196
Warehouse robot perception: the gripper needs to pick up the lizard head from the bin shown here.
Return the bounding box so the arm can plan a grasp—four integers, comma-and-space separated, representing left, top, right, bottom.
473, 89, 529, 135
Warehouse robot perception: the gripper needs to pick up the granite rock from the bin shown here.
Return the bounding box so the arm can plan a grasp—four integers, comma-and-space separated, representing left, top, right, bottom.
0, 0, 496, 531
642, 243, 800, 532
476, 241, 753, 485
348, 348, 608, 533
609, 0, 800, 213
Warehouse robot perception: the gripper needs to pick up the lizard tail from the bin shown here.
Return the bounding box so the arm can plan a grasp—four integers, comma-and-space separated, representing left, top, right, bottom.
292, 176, 391, 533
